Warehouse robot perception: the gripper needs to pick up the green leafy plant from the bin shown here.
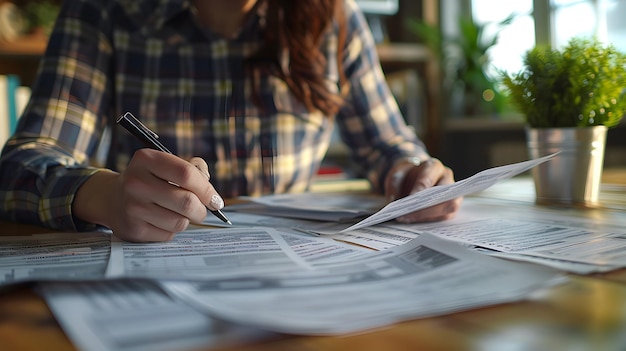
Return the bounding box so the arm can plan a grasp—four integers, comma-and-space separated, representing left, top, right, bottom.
21, 1, 60, 36
406, 14, 515, 117
502, 37, 626, 128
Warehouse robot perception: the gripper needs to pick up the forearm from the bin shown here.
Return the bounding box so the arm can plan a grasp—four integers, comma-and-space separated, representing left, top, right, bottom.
338, 11, 430, 191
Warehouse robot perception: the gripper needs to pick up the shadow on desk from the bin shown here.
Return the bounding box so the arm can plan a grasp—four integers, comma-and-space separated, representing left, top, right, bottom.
472, 169, 626, 211
603, 167, 626, 185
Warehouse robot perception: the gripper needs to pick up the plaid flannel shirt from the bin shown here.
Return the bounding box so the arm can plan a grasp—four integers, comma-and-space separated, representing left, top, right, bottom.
0, 0, 429, 231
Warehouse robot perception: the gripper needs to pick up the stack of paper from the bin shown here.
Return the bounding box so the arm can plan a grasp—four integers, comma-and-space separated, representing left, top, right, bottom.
29, 231, 560, 341
0, 154, 579, 351
234, 192, 386, 222
162, 234, 560, 335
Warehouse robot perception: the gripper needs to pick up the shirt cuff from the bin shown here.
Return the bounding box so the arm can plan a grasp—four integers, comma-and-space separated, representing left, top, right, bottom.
42, 168, 103, 231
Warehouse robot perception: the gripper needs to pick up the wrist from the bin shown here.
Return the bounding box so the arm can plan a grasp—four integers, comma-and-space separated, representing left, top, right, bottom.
73, 170, 120, 228
393, 156, 425, 169
385, 156, 429, 200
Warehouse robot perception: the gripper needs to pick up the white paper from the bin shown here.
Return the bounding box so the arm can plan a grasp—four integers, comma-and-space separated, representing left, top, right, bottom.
484, 251, 619, 274
412, 216, 626, 265
0, 232, 111, 286
0, 226, 381, 286
233, 192, 386, 222
400, 196, 626, 273
39, 279, 274, 351
329, 224, 420, 250
201, 209, 343, 233
162, 234, 560, 335
107, 227, 312, 280
274, 229, 375, 264
341, 153, 558, 232
202, 210, 420, 251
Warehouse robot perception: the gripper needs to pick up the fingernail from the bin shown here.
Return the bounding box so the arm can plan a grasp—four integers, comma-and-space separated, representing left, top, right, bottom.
211, 194, 225, 210
397, 216, 410, 223
392, 171, 404, 191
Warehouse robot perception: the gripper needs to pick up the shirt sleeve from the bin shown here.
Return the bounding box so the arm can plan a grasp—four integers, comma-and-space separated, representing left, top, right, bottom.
0, 0, 114, 231
335, 0, 430, 192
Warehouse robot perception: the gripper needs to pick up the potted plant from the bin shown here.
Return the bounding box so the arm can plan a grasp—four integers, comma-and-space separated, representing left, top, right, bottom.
502, 37, 626, 207
407, 14, 515, 117
21, 1, 60, 37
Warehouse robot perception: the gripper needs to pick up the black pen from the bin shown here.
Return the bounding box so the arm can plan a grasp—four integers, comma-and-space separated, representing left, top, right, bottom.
116, 112, 232, 225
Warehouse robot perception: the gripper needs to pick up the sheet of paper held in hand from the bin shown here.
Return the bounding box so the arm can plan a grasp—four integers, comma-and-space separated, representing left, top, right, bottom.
220, 154, 557, 231
340, 152, 558, 232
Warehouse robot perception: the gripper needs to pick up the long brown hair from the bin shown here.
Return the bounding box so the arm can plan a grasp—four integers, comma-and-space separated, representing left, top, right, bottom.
251, 0, 348, 116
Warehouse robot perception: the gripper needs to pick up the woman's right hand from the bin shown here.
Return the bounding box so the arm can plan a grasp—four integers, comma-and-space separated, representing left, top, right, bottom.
73, 149, 224, 242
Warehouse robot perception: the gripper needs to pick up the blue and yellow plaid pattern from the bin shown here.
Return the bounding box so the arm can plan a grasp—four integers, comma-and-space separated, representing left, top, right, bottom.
0, 0, 428, 231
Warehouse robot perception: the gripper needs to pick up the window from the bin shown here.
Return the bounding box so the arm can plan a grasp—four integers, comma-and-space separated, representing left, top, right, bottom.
470, 0, 534, 77
553, 0, 626, 50
470, 0, 626, 75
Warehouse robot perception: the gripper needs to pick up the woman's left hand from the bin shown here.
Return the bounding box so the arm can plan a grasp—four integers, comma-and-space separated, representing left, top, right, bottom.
383, 158, 462, 223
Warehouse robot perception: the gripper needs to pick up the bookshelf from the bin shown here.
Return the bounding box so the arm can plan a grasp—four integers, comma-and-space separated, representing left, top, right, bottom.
0, 0, 59, 85
0, 28, 46, 86
0, 33, 46, 56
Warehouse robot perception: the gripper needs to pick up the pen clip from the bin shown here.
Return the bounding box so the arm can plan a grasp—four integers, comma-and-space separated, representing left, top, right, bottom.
118, 112, 160, 140
117, 112, 172, 153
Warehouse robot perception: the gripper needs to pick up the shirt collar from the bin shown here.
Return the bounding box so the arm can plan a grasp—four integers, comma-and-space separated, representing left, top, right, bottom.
139, 0, 193, 33
137, 0, 268, 40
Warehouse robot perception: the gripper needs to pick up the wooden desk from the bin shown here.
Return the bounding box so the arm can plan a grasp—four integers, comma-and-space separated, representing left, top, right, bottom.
1, 171, 625, 351
3, 268, 626, 351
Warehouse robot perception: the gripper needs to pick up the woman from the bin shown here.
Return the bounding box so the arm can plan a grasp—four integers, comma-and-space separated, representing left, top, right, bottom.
0, 0, 461, 242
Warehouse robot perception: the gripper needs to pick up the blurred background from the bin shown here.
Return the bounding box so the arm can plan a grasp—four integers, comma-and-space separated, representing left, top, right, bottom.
1, 0, 625, 179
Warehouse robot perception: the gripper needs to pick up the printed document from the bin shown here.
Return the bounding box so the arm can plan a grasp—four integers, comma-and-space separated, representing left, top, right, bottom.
162, 233, 560, 335
0, 227, 375, 286
107, 227, 310, 280
39, 279, 274, 351
342, 153, 558, 231
213, 154, 557, 233
232, 192, 385, 222
407, 196, 626, 269
0, 232, 110, 286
